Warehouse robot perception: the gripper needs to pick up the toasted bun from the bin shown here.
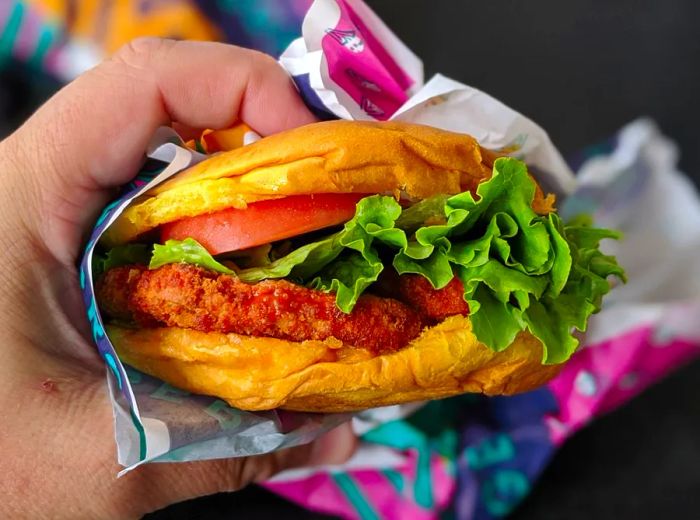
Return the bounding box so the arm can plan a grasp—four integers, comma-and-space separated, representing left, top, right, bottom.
102, 121, 554, 246
106, 316, 561, 412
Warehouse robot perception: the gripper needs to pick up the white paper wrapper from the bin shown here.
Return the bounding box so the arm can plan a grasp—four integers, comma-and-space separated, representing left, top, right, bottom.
82, 128, 351, 474
563, 118, 700, 346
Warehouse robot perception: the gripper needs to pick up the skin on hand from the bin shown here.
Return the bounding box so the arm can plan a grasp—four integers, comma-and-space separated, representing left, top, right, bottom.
0, 38, 355, 519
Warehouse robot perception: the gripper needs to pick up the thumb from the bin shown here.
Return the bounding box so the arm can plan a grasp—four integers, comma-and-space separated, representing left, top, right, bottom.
121, 423, 357, 517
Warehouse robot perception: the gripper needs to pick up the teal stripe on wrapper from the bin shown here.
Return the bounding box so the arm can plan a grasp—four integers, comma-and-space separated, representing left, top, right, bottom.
414, 444, 434, 508
382, 468, 404, 492
0, 0, 24, 64
363, 421, 434, 508
29, 23, 54, 69
332, 474, 380, 520
130, 408, 147, 462
104, 352, 122, 389
105, 352, 147, 461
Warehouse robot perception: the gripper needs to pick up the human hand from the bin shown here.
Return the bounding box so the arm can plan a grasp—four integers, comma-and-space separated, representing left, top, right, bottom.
0, 38, 355, 519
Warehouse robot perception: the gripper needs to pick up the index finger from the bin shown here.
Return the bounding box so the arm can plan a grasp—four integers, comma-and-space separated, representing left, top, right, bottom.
6, 38, 316, 261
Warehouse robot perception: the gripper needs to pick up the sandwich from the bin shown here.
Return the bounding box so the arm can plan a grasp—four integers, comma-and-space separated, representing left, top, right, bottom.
94, 120, 624, 412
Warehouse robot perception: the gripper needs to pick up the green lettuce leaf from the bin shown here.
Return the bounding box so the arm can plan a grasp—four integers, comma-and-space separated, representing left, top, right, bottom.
309, 195, 407, 312
520, 215, 625, 363
150, 238, 234, 274
93, 243, 152, 276
385, 157, 623, 363
237, 233, 344, 283
394, 194, 450, 232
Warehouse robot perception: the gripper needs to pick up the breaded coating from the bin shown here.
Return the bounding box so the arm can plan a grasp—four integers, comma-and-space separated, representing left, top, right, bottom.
397, 275, 469, 320
97, 264, 424, 354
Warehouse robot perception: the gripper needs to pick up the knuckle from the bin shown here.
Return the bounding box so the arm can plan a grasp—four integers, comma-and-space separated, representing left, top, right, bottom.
246, 49, 282, 79
212, 454, 282, 488
113, 37, 176, 70
251, 49, 279, 68
209, 458, 250, 491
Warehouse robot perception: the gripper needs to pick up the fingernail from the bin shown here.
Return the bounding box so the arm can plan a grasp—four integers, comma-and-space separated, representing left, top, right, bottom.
309, 422, 357, 466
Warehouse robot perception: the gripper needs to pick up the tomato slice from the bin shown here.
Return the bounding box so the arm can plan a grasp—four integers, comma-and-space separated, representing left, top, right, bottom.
160, 193, 365, 255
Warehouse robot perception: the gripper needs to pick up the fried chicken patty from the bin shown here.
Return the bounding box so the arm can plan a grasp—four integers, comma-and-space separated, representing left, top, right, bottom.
397, 275, 470, 320
97, 264, 427, 354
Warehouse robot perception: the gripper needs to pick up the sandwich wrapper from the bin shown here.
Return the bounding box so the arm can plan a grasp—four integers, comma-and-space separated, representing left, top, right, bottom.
78, 0, 700, 516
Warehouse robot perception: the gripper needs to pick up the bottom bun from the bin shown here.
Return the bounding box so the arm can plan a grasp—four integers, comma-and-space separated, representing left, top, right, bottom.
106, 316, 562, 412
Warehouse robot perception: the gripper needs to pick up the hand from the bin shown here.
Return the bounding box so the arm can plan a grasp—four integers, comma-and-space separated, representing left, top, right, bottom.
0, 39, 355, 518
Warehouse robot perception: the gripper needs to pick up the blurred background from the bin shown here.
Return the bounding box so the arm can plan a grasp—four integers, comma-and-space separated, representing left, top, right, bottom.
2, 1, 699, 518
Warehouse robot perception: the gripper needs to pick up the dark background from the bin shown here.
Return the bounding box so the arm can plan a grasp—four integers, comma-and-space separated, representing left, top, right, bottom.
4, 0, 700, 518
370, 0, 700, 181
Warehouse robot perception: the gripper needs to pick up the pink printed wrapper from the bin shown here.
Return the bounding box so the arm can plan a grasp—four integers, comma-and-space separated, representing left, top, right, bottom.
321, 1, 413, 119
281, 0, 424, 122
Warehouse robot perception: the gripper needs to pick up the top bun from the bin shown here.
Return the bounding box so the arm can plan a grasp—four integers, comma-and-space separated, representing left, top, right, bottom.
102, 121, 554, 247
